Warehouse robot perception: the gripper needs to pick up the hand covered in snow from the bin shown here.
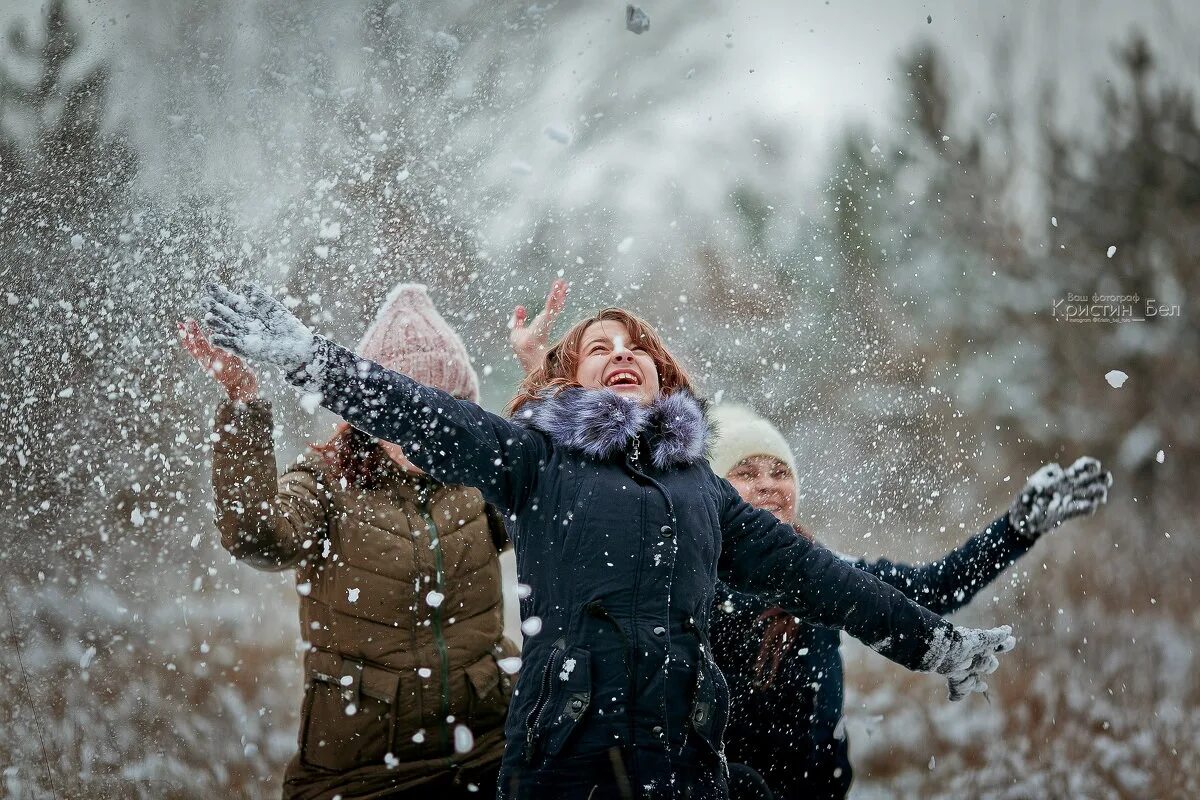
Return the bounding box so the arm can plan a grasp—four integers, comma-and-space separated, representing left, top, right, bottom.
509, 278, 569, 375
1008, 456, 1113, 539
200, 283, 316, 375
178, 319, 259, 403
926, 624, 1016, 701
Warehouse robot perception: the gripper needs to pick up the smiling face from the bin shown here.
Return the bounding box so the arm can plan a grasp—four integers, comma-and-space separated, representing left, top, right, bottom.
573, 320, 661, 404
725, 455, 799, 526
506, 307, 694, 416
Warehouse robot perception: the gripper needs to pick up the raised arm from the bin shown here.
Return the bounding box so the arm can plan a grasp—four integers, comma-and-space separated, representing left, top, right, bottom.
200, 283, 546, 514
857, 457, 1111, 614
302, 338, 546, 513
180, 320, 326, 570
212, 398, 329, 570
715, 476, 1014, 701
509, 278, 568, 374
855, 516, 1030, 615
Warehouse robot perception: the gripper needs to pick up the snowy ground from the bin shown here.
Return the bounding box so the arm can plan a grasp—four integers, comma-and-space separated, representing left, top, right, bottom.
2, 2, 1197, 798
3, 518, 1195, 799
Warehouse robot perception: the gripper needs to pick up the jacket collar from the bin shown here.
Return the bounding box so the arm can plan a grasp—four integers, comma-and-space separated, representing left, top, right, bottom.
513, 388, 712, 469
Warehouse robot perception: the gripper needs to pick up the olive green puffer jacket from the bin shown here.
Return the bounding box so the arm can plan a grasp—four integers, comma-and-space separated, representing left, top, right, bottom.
213, 398, 518, 799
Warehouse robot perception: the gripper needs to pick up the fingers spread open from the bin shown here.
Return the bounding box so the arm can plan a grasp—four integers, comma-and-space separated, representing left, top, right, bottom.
202, 307, 242, 338
546, 280, 568, 315
1066, 455, 1102, 479
1068, 469, 1107, 496
1071, 482, 1110, 508
209, 333, 245, 356
246, 283, 279, 311
1058, 481, 1109, 519
204, 283, 252, 313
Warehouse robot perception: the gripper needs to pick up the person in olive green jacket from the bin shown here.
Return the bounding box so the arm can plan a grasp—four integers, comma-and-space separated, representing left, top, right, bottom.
181, 284, 519, 800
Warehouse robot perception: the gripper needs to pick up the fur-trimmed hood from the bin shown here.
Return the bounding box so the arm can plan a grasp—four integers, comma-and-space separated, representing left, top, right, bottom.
512, 388, 712, 469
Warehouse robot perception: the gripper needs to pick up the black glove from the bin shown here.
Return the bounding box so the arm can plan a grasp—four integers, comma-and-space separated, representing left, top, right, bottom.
200, 283, 322, 386
1008, 456, 1112, 539
923, 624, 1016, 701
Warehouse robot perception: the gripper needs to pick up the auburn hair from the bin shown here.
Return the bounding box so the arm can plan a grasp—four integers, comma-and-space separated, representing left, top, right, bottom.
753, 518, 814, 687
506, 307, 696, 416
309, 423, 389, 489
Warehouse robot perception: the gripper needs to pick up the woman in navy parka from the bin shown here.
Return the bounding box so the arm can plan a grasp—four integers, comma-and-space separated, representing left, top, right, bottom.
200, 285, 1016, 800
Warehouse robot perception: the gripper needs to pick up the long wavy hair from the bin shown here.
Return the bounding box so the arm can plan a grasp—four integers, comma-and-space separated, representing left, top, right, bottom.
506, 307, 696, 416
753, 517, 815, 688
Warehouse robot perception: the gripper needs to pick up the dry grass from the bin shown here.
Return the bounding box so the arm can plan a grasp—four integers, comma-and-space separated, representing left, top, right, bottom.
1, 519, 1195, 799
1, 575, 301, 799
841, 527, 1199, 800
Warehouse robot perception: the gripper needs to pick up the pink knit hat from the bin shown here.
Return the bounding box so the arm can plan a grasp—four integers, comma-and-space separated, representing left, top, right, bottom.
357, 283, 480, 402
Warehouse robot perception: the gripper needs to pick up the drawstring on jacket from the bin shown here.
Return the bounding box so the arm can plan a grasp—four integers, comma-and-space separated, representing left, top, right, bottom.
586, 600, 639, 753
585, 600, 634, 681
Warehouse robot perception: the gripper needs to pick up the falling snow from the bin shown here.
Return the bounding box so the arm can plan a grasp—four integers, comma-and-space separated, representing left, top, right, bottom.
1105, 370, 1129, 388
2, 3, 1193, 798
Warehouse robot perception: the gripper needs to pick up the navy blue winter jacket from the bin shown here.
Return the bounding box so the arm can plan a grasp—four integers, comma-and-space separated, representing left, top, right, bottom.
711, 516, 1034, 798
291, 339, 961, 793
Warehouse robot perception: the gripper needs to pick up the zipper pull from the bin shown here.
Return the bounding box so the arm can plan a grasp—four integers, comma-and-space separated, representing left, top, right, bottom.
629, 437, 641, 467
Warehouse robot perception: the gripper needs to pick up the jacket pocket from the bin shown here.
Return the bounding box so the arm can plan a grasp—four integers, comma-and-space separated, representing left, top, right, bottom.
299, 650, 400, 771
466, 649, 515, 733
525, 646, 592, 762
689, 653, 731, 759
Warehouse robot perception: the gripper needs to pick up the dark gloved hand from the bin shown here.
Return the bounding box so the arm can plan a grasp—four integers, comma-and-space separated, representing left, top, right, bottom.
924, 624, 1016, 701
200, 283, 317, 376
1008, 456, 1112, 539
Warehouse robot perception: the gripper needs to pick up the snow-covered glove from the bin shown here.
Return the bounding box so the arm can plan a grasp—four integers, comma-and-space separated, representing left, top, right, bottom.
924, 624, 1015, 701
200, 283, 322, 384
1008, 456, 1113, 539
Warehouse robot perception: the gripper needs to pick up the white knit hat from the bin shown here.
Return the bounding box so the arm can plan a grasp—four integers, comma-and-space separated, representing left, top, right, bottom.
708, 404, 798, 485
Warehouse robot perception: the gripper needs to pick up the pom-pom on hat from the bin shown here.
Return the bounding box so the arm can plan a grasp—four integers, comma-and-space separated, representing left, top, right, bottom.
708, 403, 798, 486
357, 283, 479, 402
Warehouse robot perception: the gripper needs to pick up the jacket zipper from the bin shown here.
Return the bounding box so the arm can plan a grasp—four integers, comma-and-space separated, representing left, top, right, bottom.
625, 436, 677, 755
524, 645, 564, 761
421, 509, 453, 755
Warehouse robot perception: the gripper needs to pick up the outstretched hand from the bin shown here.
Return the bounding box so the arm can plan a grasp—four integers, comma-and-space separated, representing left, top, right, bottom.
200, 283, 316, 374
509, 278, 568, 375
178, 319, 259, 402
1009, 456, 1113, 539
927, 624, 1016, 701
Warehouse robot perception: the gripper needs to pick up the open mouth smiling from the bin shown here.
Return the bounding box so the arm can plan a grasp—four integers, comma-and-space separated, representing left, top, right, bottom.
604, 369, 642, 387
